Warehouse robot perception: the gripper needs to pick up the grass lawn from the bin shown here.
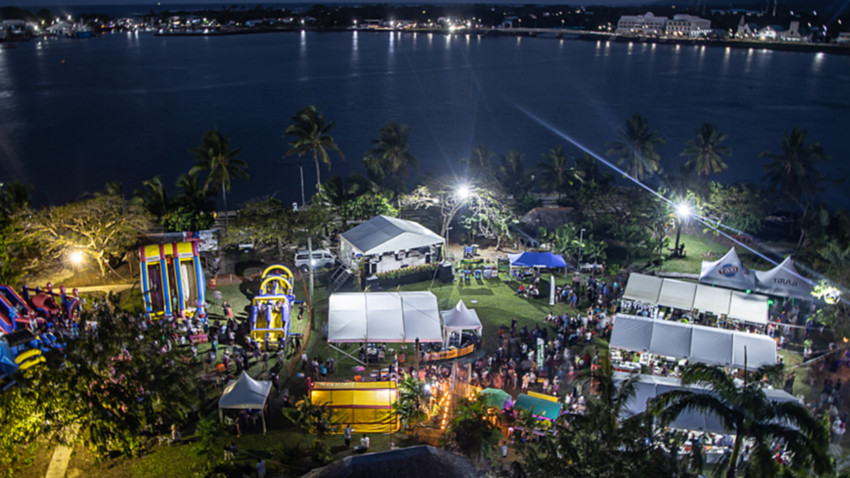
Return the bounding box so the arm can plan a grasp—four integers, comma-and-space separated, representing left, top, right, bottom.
650, 232, 729, 274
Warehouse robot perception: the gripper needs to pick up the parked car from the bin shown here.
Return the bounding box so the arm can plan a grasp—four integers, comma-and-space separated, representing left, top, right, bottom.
294, 249, 336, 273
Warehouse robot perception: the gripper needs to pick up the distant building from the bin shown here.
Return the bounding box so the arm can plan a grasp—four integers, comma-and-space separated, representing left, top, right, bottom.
757, 25, 784, 41
837, 32, 850, 44
616, 12, 710, 37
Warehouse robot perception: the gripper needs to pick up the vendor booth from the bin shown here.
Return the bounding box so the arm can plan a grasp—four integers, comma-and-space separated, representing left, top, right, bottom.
755, 256, 814, 301
339, 215, 444, 275
310, 381, 400, 433
514, 392, 563, 421
218, 372, 272, 434
610, 315, 776, 370
440, 300, 482, 348
507, 252, 567, 270
699, 248, 756, 291
328, 292, 443, 343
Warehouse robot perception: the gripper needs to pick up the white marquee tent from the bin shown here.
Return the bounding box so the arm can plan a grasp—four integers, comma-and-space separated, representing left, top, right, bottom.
441, 300, 483, 347
610, 314, 776, 370
339, 215, 444, 267
218, 371, 272, 433
616, 372, 797, 433
755, 256, 814, 301
700, 248, 756, 291
328, 292, 444, 343
623, 273, 768, 325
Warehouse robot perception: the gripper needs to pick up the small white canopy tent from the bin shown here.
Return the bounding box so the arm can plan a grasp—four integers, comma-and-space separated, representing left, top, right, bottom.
441, 300, 483, 347
610, 314, 776, 370
218, 371, 272, 434
755, 257, 814, 301
339, 215, 444, 270
699, 248, 756, 291
328, 292, 444, 343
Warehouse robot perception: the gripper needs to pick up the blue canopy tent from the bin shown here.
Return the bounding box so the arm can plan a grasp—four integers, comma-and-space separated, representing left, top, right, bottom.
507, 252, 567, 269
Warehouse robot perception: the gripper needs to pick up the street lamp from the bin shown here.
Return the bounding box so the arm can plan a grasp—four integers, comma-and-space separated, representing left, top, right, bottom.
674, 202, 691, 258
457, 184, 471, 200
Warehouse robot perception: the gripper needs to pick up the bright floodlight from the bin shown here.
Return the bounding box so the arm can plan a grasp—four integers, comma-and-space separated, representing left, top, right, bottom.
676, 203, 691, 218
457, 184, 471, 200
69, 249, 84, 266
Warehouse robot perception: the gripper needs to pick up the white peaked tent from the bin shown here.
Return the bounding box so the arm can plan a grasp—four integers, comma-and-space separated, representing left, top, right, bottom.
610, 314, 776, 370
340, 216, 444, 263
755, 256, 814, 300
328, 292, 444, 343
700, 248, 756, 291
441, 300, 483, 347
218, 371, 272, 433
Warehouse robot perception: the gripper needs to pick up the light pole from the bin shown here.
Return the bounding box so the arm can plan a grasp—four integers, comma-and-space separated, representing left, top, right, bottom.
674, 203, 691, 258
576, 228, 585, 272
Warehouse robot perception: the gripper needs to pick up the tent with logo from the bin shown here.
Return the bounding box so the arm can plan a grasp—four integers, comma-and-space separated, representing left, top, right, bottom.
310, 381, 400, 434
755, 257, 814, 301
699, 248, 756, 291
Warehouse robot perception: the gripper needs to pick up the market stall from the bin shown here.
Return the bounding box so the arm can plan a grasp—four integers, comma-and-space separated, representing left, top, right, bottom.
218, 371, 272, 434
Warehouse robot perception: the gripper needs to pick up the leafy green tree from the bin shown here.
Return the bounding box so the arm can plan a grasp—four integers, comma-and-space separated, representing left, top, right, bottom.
0, 180, 32, 219
536, 145, 580, 200
606, 114, 665, 181
283, 397, 336, 464
174, 172, 215, 214
14, 193, 153, 276
367, 121, 418, 193
160, 205, 214, 232
339, 193, 398, 222
703, 182, 768, 235
652, 363, 832, 478
460, 145, 497, 185
681, 123, 731, 177
0, 307, 199, 460
394, 374, 427, 430
132, 175, 170, 218
285, 105, 343, 189
445, 394, 501, 465
188, 129, 248, 233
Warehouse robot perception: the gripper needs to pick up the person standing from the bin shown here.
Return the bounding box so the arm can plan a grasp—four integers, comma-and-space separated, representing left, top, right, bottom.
256, 458, 266, 478
344, 424, 353, 448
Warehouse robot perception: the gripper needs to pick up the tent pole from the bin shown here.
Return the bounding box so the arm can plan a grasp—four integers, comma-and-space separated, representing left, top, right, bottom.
219, 408, 223, 424
328, 342, 366, 366
262, 411, 267, 435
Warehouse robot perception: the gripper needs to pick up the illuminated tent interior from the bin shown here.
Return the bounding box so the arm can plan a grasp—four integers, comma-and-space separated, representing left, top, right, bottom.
310, 381, 399, 434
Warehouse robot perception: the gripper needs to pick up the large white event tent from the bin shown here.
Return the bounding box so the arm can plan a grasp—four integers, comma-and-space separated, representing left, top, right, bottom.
440, 299, 483, 347
328, 292, 444, 343
623, 273, 769, 325
339, 215, 444, 270
699, 248, 756, 291
218, 371, 272, 433
610, 315, 776, 370
755, 256, 814, 301
615, 372, 797, 433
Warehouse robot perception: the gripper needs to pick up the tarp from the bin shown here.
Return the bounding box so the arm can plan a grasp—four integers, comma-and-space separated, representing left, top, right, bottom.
699, 248, 756, 291
328, 292, 443, 343
728, 291, 769, 325
311, 381, 400, 434
480, 388, 512, 409
610, 314, 776, 371
616, 372, 797, 433
507, 252, 567, 268
514, 393, 562, 421
755, 256, 814, 301
340, 215, 444, 257
692, 285, 732, 317
657, 279, 697, 311
623, 273, 663, 303
219, 372, 272, 410
441, 300, 483, 340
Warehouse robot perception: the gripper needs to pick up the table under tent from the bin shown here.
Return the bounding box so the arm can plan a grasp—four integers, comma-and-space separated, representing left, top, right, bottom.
440, 299, 482, 349
218, 371, 272, 434
507, 252, 567, 278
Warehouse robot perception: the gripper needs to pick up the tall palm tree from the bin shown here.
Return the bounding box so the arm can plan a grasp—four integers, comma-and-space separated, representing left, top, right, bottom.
536, 145, 580, 200
681, 123, 731, 177
652, 363, 832, 478
132, 175, 169, 218
284, 105, 343, 189
174, 172, 214, 213
761, 127, 831, 199
461, 145, 496, 184
367, 121, 418, 194
606, 114, 665, 181
188, 129, 248, 233
497, 150, 532, 200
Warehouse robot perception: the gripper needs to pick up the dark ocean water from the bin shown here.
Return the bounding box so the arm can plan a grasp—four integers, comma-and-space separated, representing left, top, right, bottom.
0, 31, 848, 208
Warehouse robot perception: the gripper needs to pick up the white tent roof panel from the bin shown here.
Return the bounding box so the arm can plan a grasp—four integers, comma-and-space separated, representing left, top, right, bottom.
609, 315, 653, 352
328, 292, 443, 343
693, 285, 732, 317
441, 300, 483, 333
657, 279, 697, 311
755, 257, 814, 301
699, 247, 756, 291
732, 333, 777, 369
689, 326, 734, 366
623, 273, 663, 303
728, 291, 768, 325
649, 320, 693, 358
340, 215, 444, 257
401, 292, 443, 343
219, 372, 272, 410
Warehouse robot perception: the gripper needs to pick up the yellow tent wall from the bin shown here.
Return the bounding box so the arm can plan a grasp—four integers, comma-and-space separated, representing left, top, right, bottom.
310, 381, 400, 434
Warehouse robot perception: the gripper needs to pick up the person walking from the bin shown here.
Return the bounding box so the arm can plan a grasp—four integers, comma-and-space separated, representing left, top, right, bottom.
256, 458, 267, 478
344, 424, 353, 448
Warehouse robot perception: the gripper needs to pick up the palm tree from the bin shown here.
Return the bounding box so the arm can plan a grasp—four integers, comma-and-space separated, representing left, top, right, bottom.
174, 172, 214, 213
536, 145, 580, 200
446, 394, 501, 464
367, 121, 418, 194
188, 129, 248, 233
681, 123, 731, 177
652, 362, 832, 478
284, 105, 343, 189
393, 374, 427, 431
761, 127, 831, 199
461, 145, 496, 184
132, 175, 169, 218
497, 150, 532, 200
606, 114, 665, 181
